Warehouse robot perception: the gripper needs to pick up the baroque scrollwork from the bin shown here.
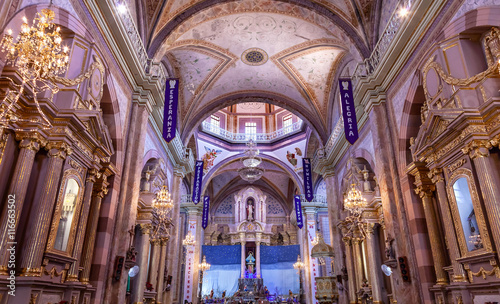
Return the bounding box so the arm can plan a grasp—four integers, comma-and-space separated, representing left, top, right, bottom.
423, 27, 500, 91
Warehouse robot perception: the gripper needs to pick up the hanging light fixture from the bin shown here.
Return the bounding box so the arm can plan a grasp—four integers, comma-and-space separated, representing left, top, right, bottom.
238, 139, 264, 183
343, 183, 367, 216
182, 231, 196, 247
151, 185, 174, 240
0, 9, 70, 130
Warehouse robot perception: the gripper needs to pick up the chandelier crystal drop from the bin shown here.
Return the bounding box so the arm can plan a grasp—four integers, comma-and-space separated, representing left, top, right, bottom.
238, 139, 264, 183
0, 9, 70, 130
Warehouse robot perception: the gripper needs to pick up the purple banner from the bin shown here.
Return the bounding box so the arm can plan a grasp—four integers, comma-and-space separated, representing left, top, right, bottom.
302, 158, 313, 202
338, 78, 359, 144
192, 161, 203, 204
294, 195, 304, 229
163, 78, 179, 143
202, 196, 210, 229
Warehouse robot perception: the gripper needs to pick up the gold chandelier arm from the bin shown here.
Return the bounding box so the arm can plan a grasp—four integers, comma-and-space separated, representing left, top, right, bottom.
48, 56, 105, 87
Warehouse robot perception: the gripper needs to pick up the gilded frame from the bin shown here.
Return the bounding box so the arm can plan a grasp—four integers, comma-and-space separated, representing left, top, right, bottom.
46, 169, 85, 256
446, 168, 492, 257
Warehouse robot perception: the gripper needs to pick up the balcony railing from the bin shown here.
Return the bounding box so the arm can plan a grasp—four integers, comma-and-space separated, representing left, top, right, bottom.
201, 121, 303, 143
300, 194, 327, 206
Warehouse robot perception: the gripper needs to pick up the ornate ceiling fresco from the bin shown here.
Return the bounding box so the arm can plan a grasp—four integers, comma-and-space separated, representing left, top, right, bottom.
137, 0, 385, 204
141, 0, 382, 143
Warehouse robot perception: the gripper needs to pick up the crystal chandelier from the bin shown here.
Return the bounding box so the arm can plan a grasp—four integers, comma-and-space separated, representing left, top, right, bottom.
182, 231, 196, 246
0, 9, 70, 130
199, 255, 211, 272
238, 139, 264, 183
293, 255, 305, 271
151, 185, 174, 240
344, 183, 367, 216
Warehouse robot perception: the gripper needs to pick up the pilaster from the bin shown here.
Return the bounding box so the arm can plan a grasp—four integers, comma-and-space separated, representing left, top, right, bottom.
131, 223, 152, 304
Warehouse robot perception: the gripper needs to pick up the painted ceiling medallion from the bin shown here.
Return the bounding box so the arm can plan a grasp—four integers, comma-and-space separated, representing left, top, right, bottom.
241, 48, 268, 66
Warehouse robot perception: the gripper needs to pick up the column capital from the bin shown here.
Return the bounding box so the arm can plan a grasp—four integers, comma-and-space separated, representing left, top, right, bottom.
160, 237, 169, 246
462, 140, 492, 159
173, 165, 186, 178
15, 132, 47, 151
414, 184, 435, 198
86, 168, 101, 183
150, 238, 161, 246
365, 222, 377, 235
45, 141, 72, 159
139, 223, 153, 235
322, 167, 335, 179
428, 168, 444, 184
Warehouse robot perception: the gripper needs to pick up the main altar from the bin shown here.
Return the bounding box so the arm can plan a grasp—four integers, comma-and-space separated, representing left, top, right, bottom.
198, 186, 300, 301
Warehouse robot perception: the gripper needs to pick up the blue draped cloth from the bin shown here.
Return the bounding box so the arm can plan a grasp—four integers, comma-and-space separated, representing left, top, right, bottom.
202, 245, 240, 297
261, 245, 300, 296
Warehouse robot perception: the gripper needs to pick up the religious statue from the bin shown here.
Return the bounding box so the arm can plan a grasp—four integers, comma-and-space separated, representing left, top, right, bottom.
246, 251, 256, 274
247, 199, 254, 220
385, 236, 395, 260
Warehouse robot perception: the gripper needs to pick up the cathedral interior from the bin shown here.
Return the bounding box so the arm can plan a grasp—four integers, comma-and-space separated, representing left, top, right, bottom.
0, 0, 500, 303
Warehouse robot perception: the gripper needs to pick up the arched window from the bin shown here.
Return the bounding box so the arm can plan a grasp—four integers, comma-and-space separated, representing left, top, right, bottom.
452, 177, 483, 251
47, 170, 84, 254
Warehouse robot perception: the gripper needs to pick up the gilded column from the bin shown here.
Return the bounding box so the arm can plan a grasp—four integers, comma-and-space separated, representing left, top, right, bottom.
429, 168, 468, 282
166, 170, 184, 304
365, 223, 383, 304
131, 223, 152, 304
342, 235, 357, 304
148, 239, 161, 288
157, 237, 168, 304
352, 237, 364, 291
411, 166, 449, 285
19, 141, 70, 276
67, 168, 101, 281
0, 133, 46, 273
256, 240, 261, 279
80, 177, 109, 283
463, 141, 500, 255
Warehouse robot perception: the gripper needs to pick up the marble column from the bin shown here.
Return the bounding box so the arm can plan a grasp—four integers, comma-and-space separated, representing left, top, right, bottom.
157, 238, 168, 304
365, 224, 383, 304
429, 168, 468, 282
463, 142, 500, 255
241, 240, 246, 278
183, 204, 202, 303
80, 178, 109, 284
256, 240, 261, 278
19, 142, 70, 276
342, 235, 357, 303
67, 168, 101, 281
304, 206, 319, 304
166, 171, 185, 304
106, 101, 149, 304
131, 223, 152, 304
0, 133, 45, 273
369, 102, 418, 301
149, 239, 161, 288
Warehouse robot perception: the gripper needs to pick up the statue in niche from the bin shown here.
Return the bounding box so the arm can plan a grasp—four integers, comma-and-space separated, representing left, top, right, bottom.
385, 235, 395, 260
247, 198, 255, 221
246, 251, 256, 274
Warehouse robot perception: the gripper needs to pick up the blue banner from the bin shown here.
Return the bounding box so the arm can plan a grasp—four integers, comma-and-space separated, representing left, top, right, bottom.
202, 196, 210, 229
192, 161, 203, 204
294, 195, 304, 229
302, 158, 313, 201
338, 78, 359, 144
163, 78, 179, 143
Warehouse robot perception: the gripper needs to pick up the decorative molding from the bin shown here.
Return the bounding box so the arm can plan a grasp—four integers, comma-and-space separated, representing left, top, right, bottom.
467, 266, 500, 282
447, 158, 466, 174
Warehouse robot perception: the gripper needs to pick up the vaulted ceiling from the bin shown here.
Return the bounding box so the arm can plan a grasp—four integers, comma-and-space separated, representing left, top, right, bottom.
137, 0, 386, 145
